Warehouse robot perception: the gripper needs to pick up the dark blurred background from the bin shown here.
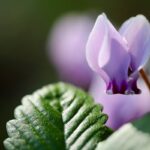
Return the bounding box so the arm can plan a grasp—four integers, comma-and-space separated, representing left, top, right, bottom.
0, 0, 150, 148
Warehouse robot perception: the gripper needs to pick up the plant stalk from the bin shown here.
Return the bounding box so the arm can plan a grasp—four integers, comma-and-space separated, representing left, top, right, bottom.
139, 69, 150, 91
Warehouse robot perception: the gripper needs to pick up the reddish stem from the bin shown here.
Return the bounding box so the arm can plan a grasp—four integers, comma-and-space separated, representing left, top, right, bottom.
139, 69, 150, 91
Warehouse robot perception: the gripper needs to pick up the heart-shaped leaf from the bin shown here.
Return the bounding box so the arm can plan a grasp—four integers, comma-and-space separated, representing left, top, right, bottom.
4, 82, 112, 150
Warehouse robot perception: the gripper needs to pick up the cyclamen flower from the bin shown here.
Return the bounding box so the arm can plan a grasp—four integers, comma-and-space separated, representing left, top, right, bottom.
86, 13, 150, 94
48, 13, 94, 89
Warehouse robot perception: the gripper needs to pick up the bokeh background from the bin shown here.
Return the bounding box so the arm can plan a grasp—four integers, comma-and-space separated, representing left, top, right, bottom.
1, 0, 150, 148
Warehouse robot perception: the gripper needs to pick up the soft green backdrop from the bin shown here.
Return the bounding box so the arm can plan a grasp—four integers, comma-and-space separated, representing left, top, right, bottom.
0, 0, 150, 149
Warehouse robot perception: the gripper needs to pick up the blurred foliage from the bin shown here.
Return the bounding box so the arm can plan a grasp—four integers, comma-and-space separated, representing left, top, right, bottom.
0, 0, 150, 149
97, 113, 150, 150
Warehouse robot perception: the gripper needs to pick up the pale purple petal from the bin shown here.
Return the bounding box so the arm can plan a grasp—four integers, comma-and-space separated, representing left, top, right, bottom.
119, 15, 150, 72
89, 75, 150, 129
48, 13, 94, 89
86, 13, 130, 93
86, 13, 107, 74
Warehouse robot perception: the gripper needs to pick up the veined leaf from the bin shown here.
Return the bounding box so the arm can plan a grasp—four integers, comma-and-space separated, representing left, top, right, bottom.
96, 113, 150, 150
4, 82, 112, 150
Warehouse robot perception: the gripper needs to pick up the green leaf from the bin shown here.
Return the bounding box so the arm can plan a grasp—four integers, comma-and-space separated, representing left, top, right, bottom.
96, 113, 150, 150
4, 82, 112, 150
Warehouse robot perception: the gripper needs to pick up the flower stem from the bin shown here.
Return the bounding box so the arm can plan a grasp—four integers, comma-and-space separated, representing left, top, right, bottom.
139, 69, 150, 91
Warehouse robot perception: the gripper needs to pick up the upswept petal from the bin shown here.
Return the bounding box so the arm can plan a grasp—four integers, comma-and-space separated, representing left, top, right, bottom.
119, 15, 150, 72
86, 13, 130, 93
86, 13, 109, 83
